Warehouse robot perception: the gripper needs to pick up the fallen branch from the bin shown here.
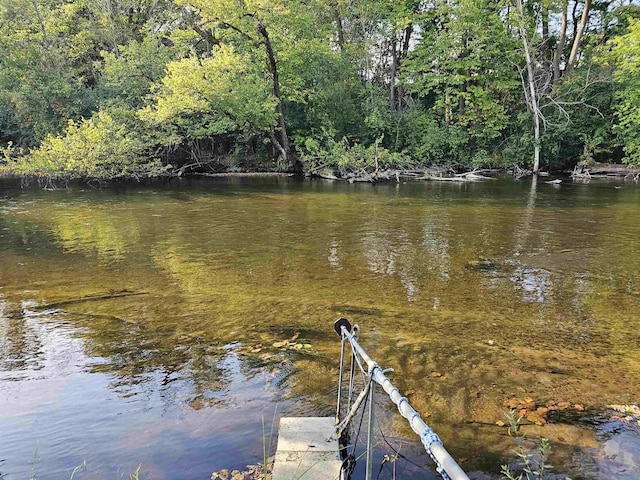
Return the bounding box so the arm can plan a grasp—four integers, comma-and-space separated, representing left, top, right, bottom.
419, 170, 496, 182
33, 290, 148, 311
69, 311, 144, 327
571, 165, 591, 179
513, 165, 532, 179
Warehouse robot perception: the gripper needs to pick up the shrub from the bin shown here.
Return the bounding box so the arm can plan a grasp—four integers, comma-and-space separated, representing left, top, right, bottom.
8, 112, 168, 180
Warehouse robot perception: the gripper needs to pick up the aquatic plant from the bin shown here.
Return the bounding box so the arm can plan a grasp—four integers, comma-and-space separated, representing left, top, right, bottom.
500, 410, 572, 480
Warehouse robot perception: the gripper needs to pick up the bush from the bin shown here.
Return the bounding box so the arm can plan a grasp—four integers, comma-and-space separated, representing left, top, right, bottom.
7, 112, 168, 180
301, 135, 410, 175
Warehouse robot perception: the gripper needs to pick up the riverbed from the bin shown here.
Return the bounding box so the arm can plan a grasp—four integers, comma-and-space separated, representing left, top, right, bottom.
1, 176, 639, 479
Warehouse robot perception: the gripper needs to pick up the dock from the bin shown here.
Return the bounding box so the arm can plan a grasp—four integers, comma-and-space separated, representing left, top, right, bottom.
271, 417, 342, 480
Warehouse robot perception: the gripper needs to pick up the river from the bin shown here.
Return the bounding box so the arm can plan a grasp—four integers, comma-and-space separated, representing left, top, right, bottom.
0, 175, 639, 479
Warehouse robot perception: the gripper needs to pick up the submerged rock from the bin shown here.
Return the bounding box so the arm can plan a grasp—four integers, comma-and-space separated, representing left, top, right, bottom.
465, 259, 502, 272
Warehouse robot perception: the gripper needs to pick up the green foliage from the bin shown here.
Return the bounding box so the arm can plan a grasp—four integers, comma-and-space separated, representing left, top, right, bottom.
301, 135, 409, 174
140, 46, 277, 142
0, 0, 101, 142
501, 410, 572, 480
281, 40, 369, 148
97, 35, 178, 109
7, 112, 167, 179
0, 142, 22, 168
604, 18, 640, 165
0, 0, 637, 179
397, 107, 470, 166
541, 68, 617, 167
404, 0, 519, 146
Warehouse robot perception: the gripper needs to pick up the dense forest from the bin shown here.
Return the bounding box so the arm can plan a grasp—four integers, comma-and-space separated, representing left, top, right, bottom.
0, 0, 639, 179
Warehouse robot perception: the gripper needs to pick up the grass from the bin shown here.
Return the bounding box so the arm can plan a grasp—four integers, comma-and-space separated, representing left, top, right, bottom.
211, 406, 278, 480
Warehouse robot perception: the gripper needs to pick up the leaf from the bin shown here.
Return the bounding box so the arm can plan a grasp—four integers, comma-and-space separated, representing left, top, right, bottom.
272, 341, 288, 348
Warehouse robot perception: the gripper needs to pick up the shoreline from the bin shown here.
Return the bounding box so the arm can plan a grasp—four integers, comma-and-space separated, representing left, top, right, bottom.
1, 162, 639, 187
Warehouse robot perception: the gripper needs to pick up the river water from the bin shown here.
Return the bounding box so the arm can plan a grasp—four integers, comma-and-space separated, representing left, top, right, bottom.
0, 176, 639, 480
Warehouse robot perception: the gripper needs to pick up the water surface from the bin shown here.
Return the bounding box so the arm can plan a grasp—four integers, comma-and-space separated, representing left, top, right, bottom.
1, 176, 639, 479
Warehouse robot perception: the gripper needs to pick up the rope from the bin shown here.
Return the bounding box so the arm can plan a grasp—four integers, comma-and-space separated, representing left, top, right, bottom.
349, 339, 368, 380
376, 424, 434, 476
351, 379, 370, 456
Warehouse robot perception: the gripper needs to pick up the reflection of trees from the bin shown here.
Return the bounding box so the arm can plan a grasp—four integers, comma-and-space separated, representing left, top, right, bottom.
60, 300, 245, 407
4, 202, 141, 261
0, 303, 43, 374
422, 218, 450, 281
49, 207, 140, 261
508, 176, 554, 304
0, 213, 59, 256
327, 239, 341, 270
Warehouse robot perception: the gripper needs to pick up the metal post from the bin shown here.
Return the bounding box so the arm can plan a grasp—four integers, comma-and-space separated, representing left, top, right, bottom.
346, 327, 358, 412
336, 382, 371, 438
365, 378, 375, 480
336, 333, 346, 423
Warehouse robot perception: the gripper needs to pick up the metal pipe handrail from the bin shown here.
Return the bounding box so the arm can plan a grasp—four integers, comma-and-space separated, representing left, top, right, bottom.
335, 319, 469, 480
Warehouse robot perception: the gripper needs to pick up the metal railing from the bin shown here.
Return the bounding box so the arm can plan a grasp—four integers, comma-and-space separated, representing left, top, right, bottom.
334, 318, 470, 480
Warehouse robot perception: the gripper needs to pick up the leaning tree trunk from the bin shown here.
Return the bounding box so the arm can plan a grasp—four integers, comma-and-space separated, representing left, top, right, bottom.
256, 19, 291, 168
552, 0, 568, 86
565, 0, 592, 77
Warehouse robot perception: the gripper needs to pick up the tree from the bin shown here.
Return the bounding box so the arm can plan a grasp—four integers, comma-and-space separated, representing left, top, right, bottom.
97, 34, 178, 110
402, 0, 519, 164
169, 0, 294, 166
509, 0, 603, 172
6, 111, 165, 179
140, 46, 278, 157
605, 17, 640, 165
0, 0, 98, 143
512, 0, 543, 173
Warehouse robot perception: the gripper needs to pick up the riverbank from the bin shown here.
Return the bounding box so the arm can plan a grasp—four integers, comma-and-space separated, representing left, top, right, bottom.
4, 161, 639, 188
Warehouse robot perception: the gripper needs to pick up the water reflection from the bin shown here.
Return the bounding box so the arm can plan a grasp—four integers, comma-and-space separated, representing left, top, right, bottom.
0, 177, 639, 479
421, 218, 450, 281
510, 266, 553, 303
0, 303, 45, 377
0, 308, 286, 480
327, 239, 341, 270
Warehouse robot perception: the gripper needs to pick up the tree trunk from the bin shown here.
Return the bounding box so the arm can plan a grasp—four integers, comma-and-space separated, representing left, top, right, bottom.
389, 36, 397, 109
333, 8, 345, 51
533, 114, 540, 174
395, 24, 413, 110
552, 0, 568, 85
401, 24, 413, 58
542, 6, 549, 65
515, 0, 541, 173
566, 0, 592, 76
256, 19, 291, 167
571, 0, 580, 44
